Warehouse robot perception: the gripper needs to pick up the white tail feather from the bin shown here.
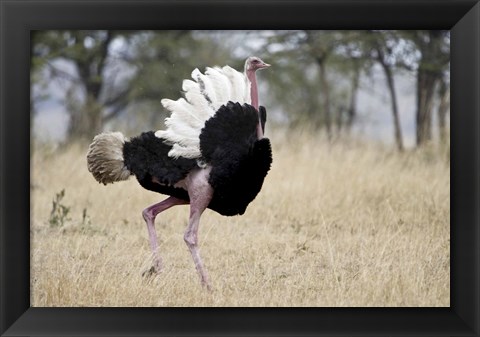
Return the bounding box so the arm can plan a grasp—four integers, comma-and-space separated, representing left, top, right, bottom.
182, 80, 214, 122
222, 65, 251, 104
160, 98, 203, 129
157, 62, 252, 159
168, 143, 201, 159
205, 67, 231, 104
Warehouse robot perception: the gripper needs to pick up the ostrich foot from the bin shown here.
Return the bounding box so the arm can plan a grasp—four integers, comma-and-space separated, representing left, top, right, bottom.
142, 259, 163, 278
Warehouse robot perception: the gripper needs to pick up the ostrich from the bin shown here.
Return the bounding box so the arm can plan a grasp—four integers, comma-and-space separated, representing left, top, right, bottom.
86, 57, 272, 290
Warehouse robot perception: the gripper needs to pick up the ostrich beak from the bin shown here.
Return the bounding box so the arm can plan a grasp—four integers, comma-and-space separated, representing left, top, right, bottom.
259, 62, 271, 69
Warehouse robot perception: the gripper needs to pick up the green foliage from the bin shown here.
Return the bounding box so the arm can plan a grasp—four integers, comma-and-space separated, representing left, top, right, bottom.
119, 31, 232, 132
49, 189, 71, 227
31, 30, 234, 140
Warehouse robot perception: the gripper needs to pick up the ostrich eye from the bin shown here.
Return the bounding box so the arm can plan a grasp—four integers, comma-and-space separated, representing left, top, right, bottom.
252, 60, 259, 63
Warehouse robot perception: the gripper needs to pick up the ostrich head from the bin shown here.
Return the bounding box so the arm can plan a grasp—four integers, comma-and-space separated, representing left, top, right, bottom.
244, 56, 271, 73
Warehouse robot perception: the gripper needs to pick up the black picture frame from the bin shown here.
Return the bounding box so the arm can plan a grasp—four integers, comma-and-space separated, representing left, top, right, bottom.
1, 0, 478, 336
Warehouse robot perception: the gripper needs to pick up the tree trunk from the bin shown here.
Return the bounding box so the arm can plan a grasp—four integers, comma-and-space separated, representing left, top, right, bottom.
376, 48, 404, 152
437, 77, 449, 144
412, 30, 449, 147
67, 94, 103, 141
346, 64, 360, 132
317, 57, 332, 140
384, 65, 404, 152
66, 31, 114, 141
416, 68, 438, 146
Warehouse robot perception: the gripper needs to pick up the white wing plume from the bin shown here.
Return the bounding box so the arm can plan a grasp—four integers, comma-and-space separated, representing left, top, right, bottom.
155, 65, 251, 159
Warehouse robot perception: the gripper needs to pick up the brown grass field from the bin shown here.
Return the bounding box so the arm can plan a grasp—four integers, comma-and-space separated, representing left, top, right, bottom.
31, 129, 450, 307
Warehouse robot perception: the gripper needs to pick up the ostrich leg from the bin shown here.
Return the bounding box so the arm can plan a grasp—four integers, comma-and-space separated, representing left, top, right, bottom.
184, 168, 214, 290
142, 196, 187, 273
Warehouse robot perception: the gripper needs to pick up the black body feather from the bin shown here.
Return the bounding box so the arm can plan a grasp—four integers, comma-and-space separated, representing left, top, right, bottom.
122, 103, 272, 217
259, 106, 267, 134
123, 132, 196, 200
200, 102, 272, 216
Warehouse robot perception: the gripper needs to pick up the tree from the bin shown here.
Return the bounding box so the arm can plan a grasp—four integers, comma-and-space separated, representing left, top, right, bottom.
32, 30, 131, 140
120, 31, 231, 131
260, 31, 323, 128
31, 30, 231, 142
346, 57, 362, 131
305, 31, 337, 139
264, 30, 366, 136
328, 31, 373, 134
369, 31, 405, 152
405, 31, 450, 146
437, 73, 450, 144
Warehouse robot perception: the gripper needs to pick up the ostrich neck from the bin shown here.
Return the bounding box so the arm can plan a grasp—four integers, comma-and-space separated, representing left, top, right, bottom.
246, 69, 263, 139
246, 70, 259, 110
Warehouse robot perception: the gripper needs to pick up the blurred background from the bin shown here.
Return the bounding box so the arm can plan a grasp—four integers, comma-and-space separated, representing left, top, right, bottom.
31, 30, 450, 151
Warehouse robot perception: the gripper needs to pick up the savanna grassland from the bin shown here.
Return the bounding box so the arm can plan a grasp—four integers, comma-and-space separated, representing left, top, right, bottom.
31, 130, 450, 307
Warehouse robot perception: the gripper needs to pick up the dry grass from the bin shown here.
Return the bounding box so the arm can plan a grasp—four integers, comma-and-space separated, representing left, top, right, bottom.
31, 129, 450, 307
